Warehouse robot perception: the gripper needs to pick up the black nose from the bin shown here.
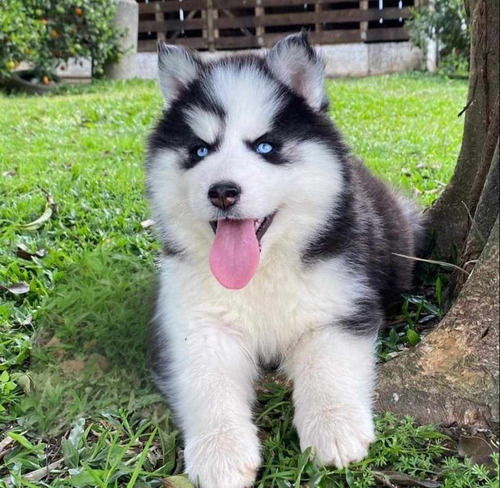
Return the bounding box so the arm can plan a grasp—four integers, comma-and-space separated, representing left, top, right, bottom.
208, 182, 241, 210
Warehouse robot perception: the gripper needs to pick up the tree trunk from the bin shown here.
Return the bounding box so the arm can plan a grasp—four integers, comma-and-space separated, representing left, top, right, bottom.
377, 0, 499, 429
376, 218, 499, 428
424, 0, 499, 262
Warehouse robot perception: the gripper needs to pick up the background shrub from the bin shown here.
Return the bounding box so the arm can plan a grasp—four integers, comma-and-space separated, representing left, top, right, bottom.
407, 0, 470, 76
0, 0, 44, 79
1, 0, 123, 82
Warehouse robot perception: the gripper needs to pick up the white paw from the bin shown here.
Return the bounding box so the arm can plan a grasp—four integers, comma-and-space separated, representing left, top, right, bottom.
296, 405, 375, 468
184, 426, 260, 488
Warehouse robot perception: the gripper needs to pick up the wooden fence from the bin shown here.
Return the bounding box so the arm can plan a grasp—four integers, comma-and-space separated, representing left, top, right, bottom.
137, 0, 414, 52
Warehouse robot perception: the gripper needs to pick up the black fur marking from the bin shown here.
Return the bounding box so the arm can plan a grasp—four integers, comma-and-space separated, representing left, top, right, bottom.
338, 299, 383, 336
148, 77, 226, 170
302, 187, 355, 262
303, 156, 421, 316
146, 311, 173, 401
162, 241, 182, 257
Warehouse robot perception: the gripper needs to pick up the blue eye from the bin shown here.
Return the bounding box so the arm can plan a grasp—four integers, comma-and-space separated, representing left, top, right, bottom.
256, 142, 274, 155
196, 146, 209, 158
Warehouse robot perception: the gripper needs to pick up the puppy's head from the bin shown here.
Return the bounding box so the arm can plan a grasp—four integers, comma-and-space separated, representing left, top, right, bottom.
147, 33, 348, 289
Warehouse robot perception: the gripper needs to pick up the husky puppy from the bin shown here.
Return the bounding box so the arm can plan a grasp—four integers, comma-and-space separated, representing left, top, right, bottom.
146, 33, 422, 488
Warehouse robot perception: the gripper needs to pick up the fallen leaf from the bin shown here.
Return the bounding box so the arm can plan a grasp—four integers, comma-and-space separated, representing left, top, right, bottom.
2, 169, 17, 177
141, 219, 156, 229
11, 373, 33, 394
23, 459, 64, 482
416, 163, 428, 170
61, 359, 86, 374
0, 436, 14, 461
19, 314, 33, 326
373, 471, 440, 488
458, 435, 497, 468
16, 244, 47, 261
88, 353, 110, 371
20, 206, 53, 231
19, 190, 57, 231
0, 282, 30, 295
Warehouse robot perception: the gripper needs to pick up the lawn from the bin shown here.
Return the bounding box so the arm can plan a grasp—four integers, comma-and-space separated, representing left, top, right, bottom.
1, 74, 496, 487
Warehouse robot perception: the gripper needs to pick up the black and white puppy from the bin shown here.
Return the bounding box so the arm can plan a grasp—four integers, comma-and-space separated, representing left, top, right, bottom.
146, 33, 423, 488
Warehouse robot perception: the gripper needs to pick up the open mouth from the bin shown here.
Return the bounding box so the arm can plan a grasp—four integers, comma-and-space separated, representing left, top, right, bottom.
208, 211, 277, 290
210, 211, 277, 244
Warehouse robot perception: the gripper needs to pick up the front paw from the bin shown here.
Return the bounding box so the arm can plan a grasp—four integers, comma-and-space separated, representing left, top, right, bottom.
184, 426, 260, 488
296, 405, 375, 468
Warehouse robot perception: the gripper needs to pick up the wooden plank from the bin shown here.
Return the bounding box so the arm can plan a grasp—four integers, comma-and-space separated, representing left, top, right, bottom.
213, 0, 361, 8
255, 0, 265, 46
315, 0, 323, 32
171, 9, 200, 41
207, 0, 215, 51
138, 26, 406, 52
212, 7, 411, 29
155, 4, 166, 41
365, 27, 409, 41
139, 18, 205, 32
213, 7, 220, 41
138, 37, 208, 52
202, 8, 208, 39
359, 0, 368, 41
308, 29, 361, 44
214, 29, 361, 48
221, 8, 254, 37
140, 0, 206, 14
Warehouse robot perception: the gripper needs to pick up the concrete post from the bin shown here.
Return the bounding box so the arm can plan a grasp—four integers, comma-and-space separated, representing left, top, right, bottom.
106, 0, 139, 80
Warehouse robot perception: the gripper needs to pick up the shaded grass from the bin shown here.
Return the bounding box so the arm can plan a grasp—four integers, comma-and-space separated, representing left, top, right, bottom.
2, 75, 496, 487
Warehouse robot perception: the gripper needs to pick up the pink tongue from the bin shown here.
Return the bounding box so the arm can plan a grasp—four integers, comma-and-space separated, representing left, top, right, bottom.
209, 219, 260, 289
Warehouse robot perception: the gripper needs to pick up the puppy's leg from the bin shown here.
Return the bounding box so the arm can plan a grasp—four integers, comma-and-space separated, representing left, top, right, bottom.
284, 326, 377, 468
164, 321, 260, 488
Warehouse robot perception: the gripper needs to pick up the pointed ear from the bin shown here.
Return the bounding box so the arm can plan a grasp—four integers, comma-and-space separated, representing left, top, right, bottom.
158, 42, 201, 109
266, 32, 327, 111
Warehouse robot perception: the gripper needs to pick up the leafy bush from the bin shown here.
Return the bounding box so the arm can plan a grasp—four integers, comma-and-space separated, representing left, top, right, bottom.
0, 0, 123, 82
407, 0, 470, 76
0, 0, 44, 78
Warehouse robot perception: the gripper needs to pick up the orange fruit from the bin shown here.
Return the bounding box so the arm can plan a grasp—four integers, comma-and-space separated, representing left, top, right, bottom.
49, 29, 59, 39
75, 7, 83, 16
5, 61, 16, 70
42, 19, 47, 25
42, 76, 50, 85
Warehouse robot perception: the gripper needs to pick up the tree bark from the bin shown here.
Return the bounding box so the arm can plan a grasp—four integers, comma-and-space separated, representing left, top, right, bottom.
424, 0, 499, 261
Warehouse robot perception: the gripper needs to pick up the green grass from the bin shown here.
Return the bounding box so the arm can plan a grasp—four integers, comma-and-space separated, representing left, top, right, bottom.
1, 74, 496, 487
326, 74, 467, 206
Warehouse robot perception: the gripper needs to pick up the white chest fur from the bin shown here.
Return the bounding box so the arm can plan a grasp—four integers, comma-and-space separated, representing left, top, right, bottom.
158, 245, 368, 362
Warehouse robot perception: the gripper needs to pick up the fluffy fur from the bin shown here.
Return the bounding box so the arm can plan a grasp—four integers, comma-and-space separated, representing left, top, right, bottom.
146, 33, 423, 488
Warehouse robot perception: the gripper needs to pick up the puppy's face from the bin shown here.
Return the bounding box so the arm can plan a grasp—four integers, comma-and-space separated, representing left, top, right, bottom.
147, 34, 346, 288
